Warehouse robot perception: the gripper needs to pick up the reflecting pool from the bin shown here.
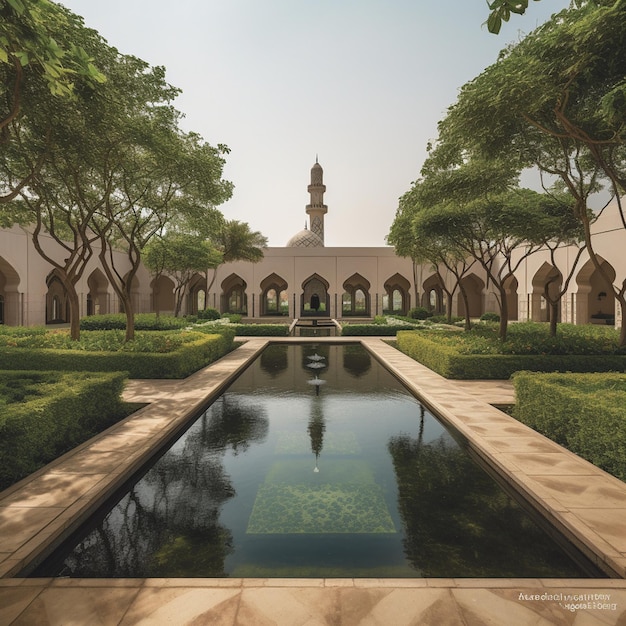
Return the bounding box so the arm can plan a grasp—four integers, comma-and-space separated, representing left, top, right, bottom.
35, 344, 592, 578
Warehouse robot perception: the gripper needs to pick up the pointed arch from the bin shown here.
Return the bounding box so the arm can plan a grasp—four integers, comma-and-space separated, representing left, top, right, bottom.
260, 273, 289, 316
87, 268, 109, 316
151, 274, 176, 314
301, 273, 330, 317
187, 273, 207, 314
576, 256, 616, 325
45, 269, 69, 324
457, 273, 485, 318
422, 273, 445, 314
221, 273, 248, 314
531, 262, 562, 323
342, 273, 371, 317
0, 255, 21, 325
383, 273, 411, 315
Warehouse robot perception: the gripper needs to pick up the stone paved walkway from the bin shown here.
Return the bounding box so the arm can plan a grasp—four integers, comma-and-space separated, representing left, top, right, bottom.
1, 337, 626, 625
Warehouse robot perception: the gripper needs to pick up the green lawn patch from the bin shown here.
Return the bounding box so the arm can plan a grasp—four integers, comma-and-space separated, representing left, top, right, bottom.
513, 372, 626, 481
396, 322, 626, 379
0, 370, 133, 490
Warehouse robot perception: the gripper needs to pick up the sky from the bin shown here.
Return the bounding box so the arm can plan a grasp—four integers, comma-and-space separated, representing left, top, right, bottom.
59, 0, 571, 247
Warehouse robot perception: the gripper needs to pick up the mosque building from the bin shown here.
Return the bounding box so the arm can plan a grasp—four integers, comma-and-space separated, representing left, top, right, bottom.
0, 159, 623, 327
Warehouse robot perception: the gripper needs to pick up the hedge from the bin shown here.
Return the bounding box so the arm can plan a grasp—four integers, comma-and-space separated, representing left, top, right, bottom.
513, 372, 626, 481
396, 331, 626, 379
230, 324, 290, 337
0, 331, 233, 378
0, 370, 129, 490
341, 324, 401, 336
79, 313, 188, 331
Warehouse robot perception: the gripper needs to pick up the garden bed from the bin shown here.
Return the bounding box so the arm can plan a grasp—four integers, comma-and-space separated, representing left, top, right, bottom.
0, 328, 234, 378
396, 322, 626, 379
513, 371, 626, 481
0, 370, 133, 490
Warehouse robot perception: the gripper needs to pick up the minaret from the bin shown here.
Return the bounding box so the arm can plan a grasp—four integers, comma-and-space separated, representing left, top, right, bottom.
306, 157, 328, 244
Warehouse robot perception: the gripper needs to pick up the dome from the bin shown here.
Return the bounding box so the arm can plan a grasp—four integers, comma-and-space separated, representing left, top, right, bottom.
286, 228, 324, 248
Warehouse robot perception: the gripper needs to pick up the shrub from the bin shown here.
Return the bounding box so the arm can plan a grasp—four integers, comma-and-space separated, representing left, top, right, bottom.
0, 331, 234, 378
408, 307, 432, 320
513, 372, 626, 481
222, 312, 242, 323
480, 312, 500, 322
230, 324, 290, 336
197, 307, 221, 321
341, 324, 400, 336
80, 313, 187, 331
395, 329, 626, 379
0, 370, 129, 490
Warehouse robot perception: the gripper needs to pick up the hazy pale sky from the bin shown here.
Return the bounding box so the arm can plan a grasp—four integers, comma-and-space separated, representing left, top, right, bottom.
60, 0, 570, 247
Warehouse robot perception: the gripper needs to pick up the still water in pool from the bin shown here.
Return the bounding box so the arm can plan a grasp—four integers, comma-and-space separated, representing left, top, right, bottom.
36, 344, 590, 578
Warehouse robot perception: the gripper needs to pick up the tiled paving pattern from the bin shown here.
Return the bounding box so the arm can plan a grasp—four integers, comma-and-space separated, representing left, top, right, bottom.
1, 336, 626, 625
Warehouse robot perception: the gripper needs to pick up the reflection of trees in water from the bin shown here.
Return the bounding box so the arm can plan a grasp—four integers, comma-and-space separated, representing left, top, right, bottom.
58, 397, 269, 577
388, 419, 583, 578
342, 344, 371, 378
204, 394, 269, 454
259, 344, 289, 377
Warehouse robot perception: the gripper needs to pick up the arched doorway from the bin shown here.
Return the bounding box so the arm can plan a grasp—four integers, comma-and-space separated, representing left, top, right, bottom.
421, 274, 445, 314
152, 275, 176, 315
531, 263, 562, 323
457, 274, 484, 318
383, 273, 411, 315
87, 268, 109, 316
503, 275, 519, 321
260, 273, 289, 316
45, 270, 69, 323
0, 256, 20, 326
187, 273, 206, 314
576, 257, 616, 325
221, 273, 247, 314
301, 274, 330, 317
342, 273, 370, 317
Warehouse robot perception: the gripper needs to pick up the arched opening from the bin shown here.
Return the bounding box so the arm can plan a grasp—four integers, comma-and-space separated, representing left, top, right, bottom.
187, 273, 206, 314
221, 273, 247, 315
342, 273, 370, 317
87, 268, 109, 316
457, 274, 485, 319
151, 275, 176, 315
45, 270, 69, 324
0, 256, 21, 326
503, 275, 519, 321
531, 263, 562, 323
421, 274, 445, 314
260, 273, 289, 316
383, 273, 410, 315
576, 257, 616, 325
301, 273, 330, 317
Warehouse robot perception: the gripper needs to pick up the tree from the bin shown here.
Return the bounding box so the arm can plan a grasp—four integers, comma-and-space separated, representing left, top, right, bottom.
144, 233, 222, 317
0, 0, 105, 203
436, 0, 626, 343
205, 220, 268, 297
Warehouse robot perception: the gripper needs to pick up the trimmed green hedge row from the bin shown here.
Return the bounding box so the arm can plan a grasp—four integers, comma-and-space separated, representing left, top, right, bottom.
230, 324, 290, 336
396, 331, 626, 379
513, 372, 626, 481
0, 370, 129, 490
0, 331, 234, 378
341, 324, 402, 336
80, 313, 188, 331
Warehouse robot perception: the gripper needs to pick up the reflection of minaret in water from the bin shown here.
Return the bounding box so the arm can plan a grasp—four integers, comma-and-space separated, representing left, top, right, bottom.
308, 401, 325, 473
306, 156, 328, 244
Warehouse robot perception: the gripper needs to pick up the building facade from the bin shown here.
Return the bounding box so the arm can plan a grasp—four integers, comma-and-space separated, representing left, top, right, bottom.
0, 160, 624, 328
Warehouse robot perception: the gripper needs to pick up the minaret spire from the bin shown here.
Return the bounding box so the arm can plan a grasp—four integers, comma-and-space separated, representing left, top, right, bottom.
306, 158, 327, 244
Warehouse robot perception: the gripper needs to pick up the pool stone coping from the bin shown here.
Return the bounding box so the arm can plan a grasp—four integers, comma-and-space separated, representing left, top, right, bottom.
0, 336, 625, 584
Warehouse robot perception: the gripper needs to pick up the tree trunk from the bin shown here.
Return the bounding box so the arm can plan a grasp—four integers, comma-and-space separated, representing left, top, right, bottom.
498, 288, 509, 341
67, 287, 81, 341
549, 301, 559, 337
459, 284, 472, 331
123, 295, 135, 342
